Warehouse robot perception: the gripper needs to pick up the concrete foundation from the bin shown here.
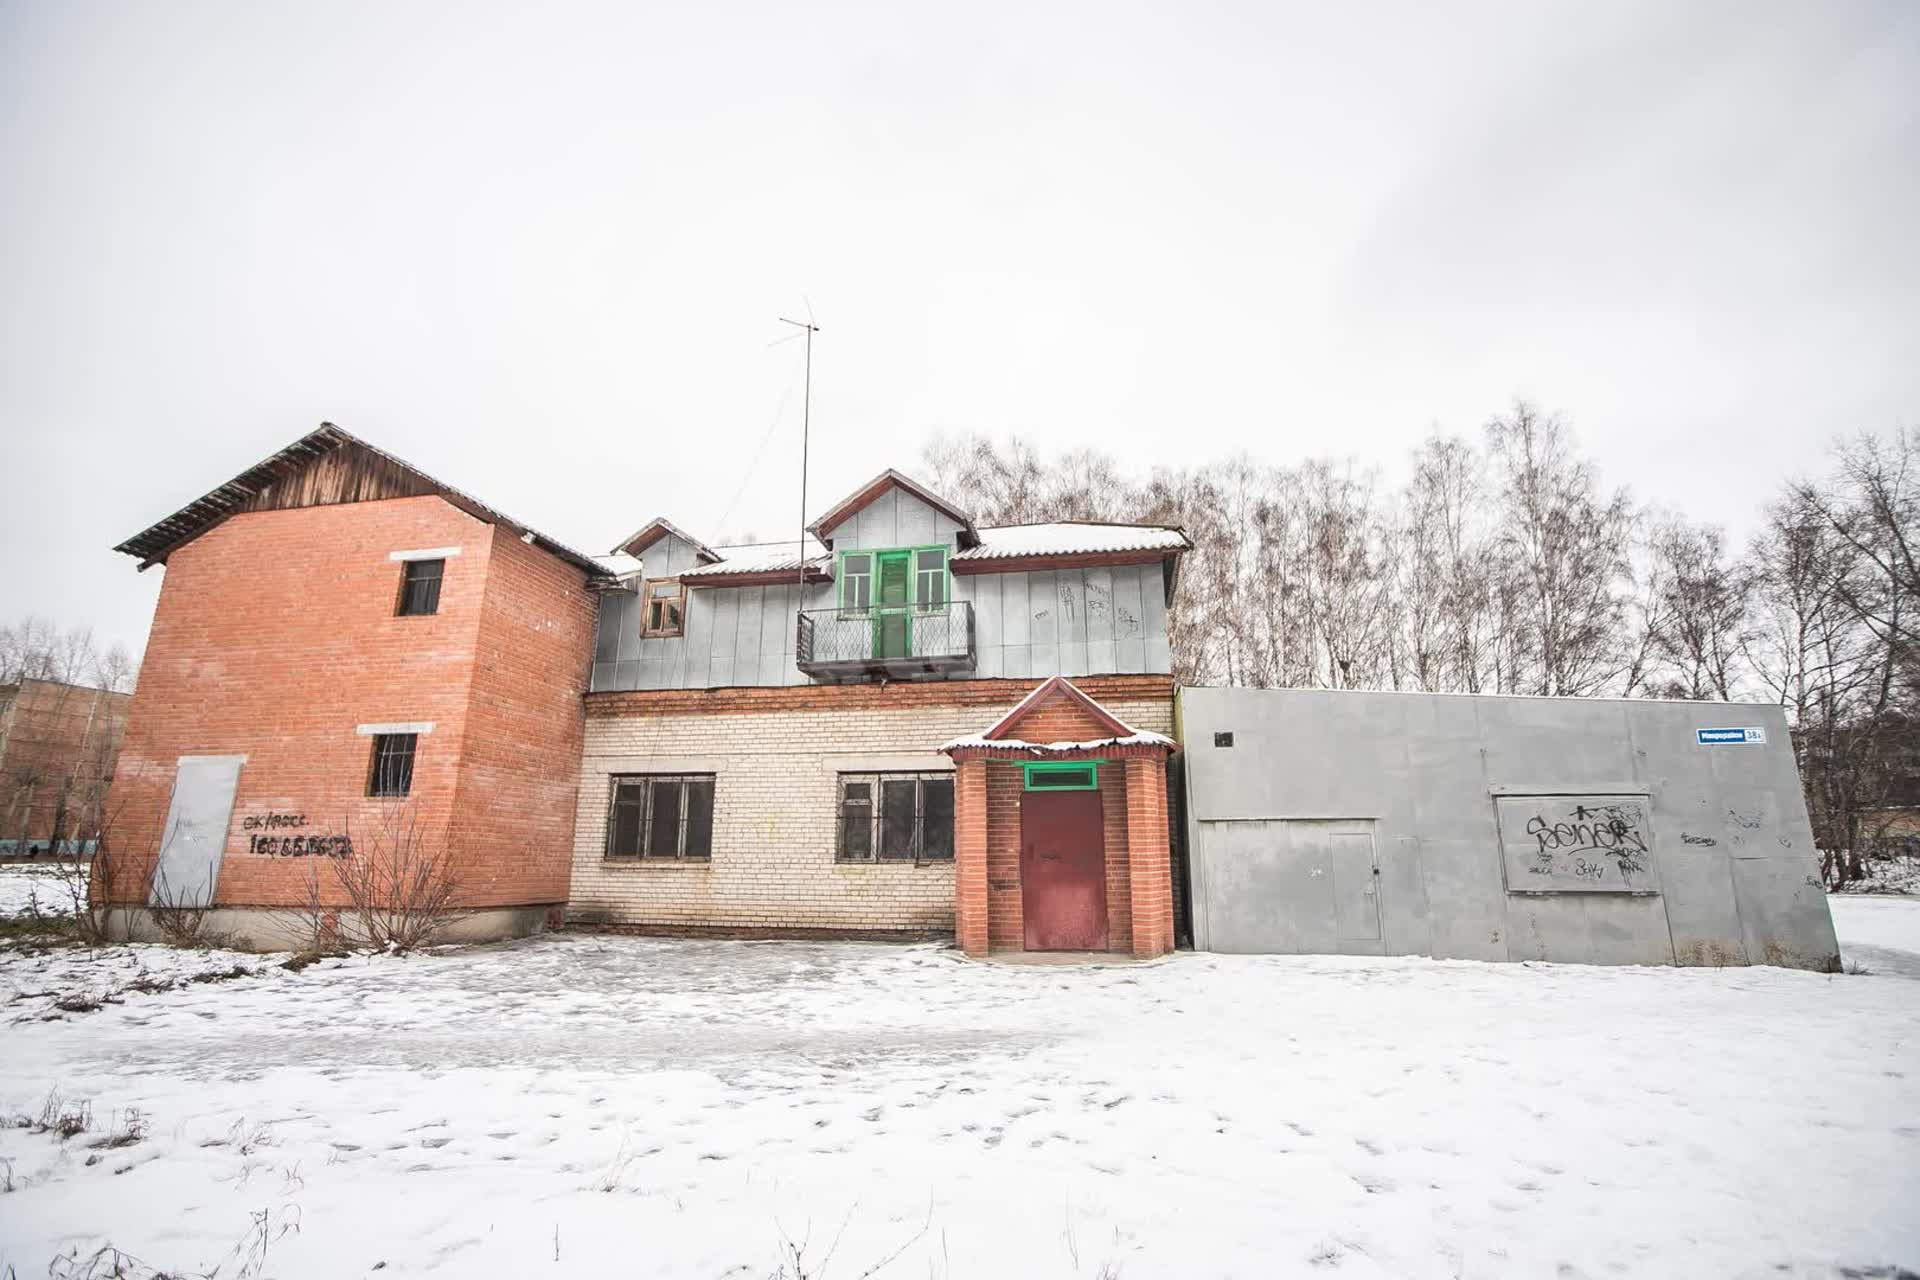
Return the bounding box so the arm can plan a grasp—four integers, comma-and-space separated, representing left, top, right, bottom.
101, 904, 556, 952
1178, 686, 1840, 971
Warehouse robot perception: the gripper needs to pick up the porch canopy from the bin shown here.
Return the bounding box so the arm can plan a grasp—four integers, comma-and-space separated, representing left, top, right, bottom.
940, 677, 1176, 959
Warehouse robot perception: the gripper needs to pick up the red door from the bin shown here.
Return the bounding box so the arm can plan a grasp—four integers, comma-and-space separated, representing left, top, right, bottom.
1021, 790, 1108, 951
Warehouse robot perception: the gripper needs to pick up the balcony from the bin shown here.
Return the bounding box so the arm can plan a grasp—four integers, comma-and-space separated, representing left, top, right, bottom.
796, 603, 976, 680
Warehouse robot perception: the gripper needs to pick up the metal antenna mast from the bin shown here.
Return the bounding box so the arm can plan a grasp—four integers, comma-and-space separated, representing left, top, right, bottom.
777, 316, 819, 590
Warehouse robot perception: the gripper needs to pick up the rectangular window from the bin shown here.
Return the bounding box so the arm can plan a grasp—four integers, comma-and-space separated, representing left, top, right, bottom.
642, 579, 686, 637
396, 558, 444, 616
367, 733, 418, 797
914, 548, 947, 609
1022, 761, 1101, 791
839, 553, 872, 611
606, 774, 714, 859
837, 772, 954, 862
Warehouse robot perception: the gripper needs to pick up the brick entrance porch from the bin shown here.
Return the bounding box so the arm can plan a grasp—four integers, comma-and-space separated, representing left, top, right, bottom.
944, 677, 1176, 959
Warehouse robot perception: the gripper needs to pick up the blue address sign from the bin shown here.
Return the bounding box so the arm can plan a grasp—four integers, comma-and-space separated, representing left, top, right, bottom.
1697, 727, 1766, 745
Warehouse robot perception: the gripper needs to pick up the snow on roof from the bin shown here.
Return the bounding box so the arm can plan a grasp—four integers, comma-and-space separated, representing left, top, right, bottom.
611, 517, 721, 562
939, 730, 1176, 756
594, 552, 644, 582
954, 522, 1190, 561
680, 541, 831, 579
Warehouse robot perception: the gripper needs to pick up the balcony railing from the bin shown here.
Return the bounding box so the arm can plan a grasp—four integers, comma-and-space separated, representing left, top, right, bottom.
796, 603, 976, 680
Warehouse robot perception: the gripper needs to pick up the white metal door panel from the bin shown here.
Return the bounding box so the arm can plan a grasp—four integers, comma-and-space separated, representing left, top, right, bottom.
149, 755, 244, 908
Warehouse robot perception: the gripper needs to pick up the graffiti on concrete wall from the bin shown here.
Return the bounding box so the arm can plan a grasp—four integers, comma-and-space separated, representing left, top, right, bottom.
1495, 795, 1659, 894
241, 812, 353, 857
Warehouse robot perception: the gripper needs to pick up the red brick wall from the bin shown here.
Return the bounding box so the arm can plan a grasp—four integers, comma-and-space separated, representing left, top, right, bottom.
1, 679, 130, 847
1125, 756, 1174, 957
448, 526, 596, 906
984, 761, 1024, 949
106, 495, 588, 911
954, 759, 989, 955
587, 674, 1173, 718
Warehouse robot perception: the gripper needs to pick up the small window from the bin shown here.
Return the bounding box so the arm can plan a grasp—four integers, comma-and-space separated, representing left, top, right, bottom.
397, 559, 444, 616
643, 579, 686, 637
914, 548, 947, 609
839, 553, 872, 612
606, 774, 714, 859
367, 733, 417, 797
837, 772, 953, 862
1023, 761, 1100, 791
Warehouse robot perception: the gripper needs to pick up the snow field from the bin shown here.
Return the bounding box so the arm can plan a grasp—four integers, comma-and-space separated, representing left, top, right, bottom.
0, 898, 1912, 1277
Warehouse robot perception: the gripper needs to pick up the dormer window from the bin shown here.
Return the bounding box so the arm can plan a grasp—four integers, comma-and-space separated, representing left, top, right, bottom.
643, 579, 686, 637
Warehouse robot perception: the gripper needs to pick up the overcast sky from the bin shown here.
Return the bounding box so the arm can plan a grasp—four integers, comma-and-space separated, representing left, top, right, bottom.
3, 0, 1915, 660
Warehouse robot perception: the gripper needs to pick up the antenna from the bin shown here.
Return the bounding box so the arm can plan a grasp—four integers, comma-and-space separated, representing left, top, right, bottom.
777, 315, 819, 591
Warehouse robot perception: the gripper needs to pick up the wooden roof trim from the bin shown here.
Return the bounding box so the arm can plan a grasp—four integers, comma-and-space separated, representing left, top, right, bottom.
678, 567, 833, 587
612, 517, 722, 563
113, 423, 610, 579
805, 469, 978, 545
951, 549, 1169, 575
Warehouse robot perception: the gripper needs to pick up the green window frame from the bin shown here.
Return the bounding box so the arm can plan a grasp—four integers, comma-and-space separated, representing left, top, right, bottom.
836, 545, 949, 609
838, 552, 872, 611
1021, 760, 1104, 792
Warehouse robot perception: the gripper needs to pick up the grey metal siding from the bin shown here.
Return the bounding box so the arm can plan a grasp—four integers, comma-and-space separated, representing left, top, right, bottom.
587, 559, 1171, 692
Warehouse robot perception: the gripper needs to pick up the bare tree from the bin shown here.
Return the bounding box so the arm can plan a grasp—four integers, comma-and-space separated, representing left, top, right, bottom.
1639, 516, 1749, 700
1484, 402, 1635, 696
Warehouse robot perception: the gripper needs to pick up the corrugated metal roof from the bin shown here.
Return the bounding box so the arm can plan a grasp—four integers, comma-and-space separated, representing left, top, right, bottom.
954, 522, 1191, 561
679, 541, 832, 581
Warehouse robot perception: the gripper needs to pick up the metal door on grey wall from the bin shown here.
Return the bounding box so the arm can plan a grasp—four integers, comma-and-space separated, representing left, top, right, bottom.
1196, 818, 1383, 954
149, 755, 245, 908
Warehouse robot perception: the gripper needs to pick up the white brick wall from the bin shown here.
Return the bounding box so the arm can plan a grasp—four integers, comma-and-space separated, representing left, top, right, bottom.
567, 698, 1173, 932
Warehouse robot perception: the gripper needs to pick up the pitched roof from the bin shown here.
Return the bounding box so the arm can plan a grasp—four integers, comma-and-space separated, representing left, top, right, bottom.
611, 517, 722, 563
806, 469, 978, 546
112, 423, 609, 578
941, 676, 1176, 758
955, 522, 1190, 561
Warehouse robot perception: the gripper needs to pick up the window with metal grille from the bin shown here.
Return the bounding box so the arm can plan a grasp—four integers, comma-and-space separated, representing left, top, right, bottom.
606, 774, 714, 859
642, 579, 686, 637
367, 733, 418, 797
837, 772, 954, 863
396, 558, 444, 616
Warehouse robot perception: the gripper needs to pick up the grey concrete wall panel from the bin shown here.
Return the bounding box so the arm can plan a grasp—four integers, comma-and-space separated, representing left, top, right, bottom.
1178, 685, 1839, 970
1198, 819, 1387, 956
151, 755, 245, 908
1730, 854, 1837, 969
1494, 795, 1660, 894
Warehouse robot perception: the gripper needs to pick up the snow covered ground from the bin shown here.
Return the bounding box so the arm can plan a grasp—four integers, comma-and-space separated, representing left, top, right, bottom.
0, 901, 1915, 1279
0, 860, 78, 918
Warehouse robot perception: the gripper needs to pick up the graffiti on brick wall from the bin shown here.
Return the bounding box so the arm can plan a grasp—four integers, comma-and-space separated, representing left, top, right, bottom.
1495, 794, 1659, 894
242, 812, 353, 857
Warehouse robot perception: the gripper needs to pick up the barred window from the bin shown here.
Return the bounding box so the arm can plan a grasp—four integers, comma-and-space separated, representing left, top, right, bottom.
367, 733, 417, 797
837, 772, 953, 863
397, 558, 444, 616
607, 774, 714, 860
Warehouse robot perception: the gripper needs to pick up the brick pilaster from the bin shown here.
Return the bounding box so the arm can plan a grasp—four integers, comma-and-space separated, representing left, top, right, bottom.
955, 756, 990, 957
1124, 756, 1174, 959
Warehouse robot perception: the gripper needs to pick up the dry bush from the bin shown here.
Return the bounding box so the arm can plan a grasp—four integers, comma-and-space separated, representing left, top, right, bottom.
328, 804, 468, 954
